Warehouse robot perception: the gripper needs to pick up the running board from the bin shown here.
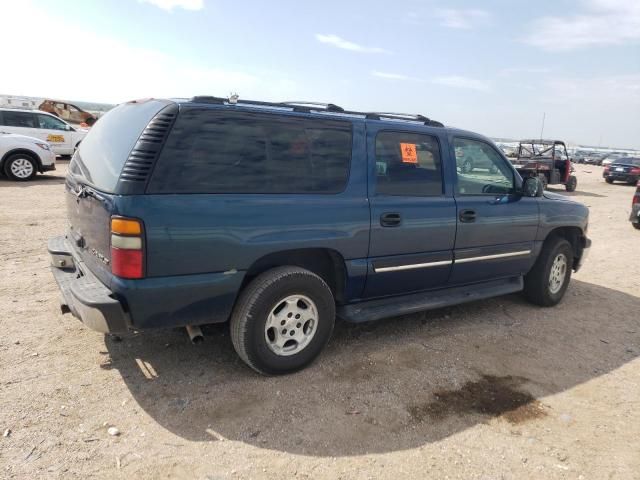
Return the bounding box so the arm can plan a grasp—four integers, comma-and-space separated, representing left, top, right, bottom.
337, 276, 523, 323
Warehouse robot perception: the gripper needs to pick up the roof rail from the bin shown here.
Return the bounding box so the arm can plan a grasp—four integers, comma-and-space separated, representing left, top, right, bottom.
281, 101, 345, 113
366, 111, 443, 127
188, 96, 443, 126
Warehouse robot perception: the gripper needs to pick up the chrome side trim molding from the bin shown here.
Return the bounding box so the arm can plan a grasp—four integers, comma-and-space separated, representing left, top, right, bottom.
455, 250, 531, 264
374, 260, 453, 273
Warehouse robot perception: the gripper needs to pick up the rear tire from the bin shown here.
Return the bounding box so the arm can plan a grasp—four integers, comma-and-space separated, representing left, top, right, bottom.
565, 175, 577, 192
605, 178, 614, 184
524, 237, 573, 307
462, 159, 473, 173
3, 154, 37, 181
230, 266, 335, 375
537, 174, 548, 190
633, 223, 640, 230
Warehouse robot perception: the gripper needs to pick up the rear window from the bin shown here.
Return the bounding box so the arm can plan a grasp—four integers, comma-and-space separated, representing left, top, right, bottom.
613, 158, 640, 166
1, 110, 36, 128
147, 109, 352, 194
71, 100, 171, 192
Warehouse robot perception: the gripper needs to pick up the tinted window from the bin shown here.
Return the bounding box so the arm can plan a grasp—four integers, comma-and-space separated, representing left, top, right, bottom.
148, 110, 352, 194
374, 131, 443, 196
454, 138, 514, 195
1, 111, 36, 128
73, 99, 171, 192
613, 157, 640, 166
37, 114, 67, 130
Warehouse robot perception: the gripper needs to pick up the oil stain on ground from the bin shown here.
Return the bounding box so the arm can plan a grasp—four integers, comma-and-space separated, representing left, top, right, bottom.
408, 375, 546, 424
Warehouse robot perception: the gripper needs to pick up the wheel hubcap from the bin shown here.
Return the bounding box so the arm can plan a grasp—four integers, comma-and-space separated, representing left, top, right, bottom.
10, 158, 34, 179
264, 294, 318, 356
548, 253, 567, 294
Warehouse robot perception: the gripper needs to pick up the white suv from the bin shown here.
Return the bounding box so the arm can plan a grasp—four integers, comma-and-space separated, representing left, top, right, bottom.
0, 131, 56, 181
0, 108, 88, 156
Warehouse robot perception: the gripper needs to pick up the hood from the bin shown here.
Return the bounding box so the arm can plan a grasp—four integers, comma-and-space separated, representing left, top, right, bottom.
543, 191, 579, 203
0, 132, 42, 144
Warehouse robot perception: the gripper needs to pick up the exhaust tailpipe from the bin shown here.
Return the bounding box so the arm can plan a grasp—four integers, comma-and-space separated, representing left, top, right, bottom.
186, 325, 204, 344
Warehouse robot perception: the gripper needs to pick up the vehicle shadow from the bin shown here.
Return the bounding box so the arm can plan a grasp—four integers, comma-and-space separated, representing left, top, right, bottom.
105, 279, 639, 457
545, 187, 607, 198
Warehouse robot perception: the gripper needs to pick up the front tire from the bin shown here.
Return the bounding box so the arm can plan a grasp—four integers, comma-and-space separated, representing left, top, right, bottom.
524, 237, 573, 307
605, 177, 614, 184
4, 154, 37, 181
462, 159, 473, 173
565, 175, 577, 192
230, 266, 335, 375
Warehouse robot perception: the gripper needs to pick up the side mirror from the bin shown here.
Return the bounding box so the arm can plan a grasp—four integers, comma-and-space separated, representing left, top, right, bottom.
65, 124, 73, 131
522, 176, 544, 197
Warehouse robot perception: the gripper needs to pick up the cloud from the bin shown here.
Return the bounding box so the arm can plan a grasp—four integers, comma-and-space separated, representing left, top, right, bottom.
498, 67, 551, 76
432, 76, 490, 91
434, 8, 491, 29
315, 34, 390, 53
139, 0, 204, 11
524, 0, 640, 50
0, 1, 276, 104
371, 71, 422, 81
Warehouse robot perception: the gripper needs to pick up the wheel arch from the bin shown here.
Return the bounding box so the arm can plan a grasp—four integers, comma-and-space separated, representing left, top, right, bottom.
543, 226, 585, 270
241, 248, 347, 304
1, 148, 43, 172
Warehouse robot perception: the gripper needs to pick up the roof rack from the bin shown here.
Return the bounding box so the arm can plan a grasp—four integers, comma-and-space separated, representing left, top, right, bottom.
188, 96, 443, 127
281, 101, 345, 113
366, 112, 444, 127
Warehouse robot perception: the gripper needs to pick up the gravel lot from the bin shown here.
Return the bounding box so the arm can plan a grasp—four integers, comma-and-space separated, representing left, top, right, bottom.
1, 162, 639, 479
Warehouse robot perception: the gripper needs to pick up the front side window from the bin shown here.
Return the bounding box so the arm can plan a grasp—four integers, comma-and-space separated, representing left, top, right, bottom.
454, 137, 514, 195
148, 110, 352, 194
2, 111, 36, 128
37, 114, 67, 130
374, 131, 443, 196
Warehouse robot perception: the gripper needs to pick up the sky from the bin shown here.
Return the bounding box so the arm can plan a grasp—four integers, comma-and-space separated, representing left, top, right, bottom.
2, 0, 639, 148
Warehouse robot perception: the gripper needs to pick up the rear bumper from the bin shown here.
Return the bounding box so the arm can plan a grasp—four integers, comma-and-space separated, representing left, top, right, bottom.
48, 235, 246, 332
48, 236, 130, 333
41, 163, 56, 172
603, 173, 639, 182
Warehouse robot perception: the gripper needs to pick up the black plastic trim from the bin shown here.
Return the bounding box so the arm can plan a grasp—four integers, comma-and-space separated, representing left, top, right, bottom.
116, 103, 179, 195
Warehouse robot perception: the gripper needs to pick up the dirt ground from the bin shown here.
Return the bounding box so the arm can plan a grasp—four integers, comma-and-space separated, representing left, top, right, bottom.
1, 163, 638, 479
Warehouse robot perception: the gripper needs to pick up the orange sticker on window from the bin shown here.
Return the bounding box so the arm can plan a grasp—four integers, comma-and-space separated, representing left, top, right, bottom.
400, 143, 418, 164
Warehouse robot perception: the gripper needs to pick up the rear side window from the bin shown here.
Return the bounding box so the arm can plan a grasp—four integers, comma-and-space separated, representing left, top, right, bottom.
148, 109, 352, 194
72, 100, 172, 192
375, 131, 443, 196
1, 111, 36, 128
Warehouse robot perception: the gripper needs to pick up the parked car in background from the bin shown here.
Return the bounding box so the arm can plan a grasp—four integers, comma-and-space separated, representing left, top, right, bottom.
631, 182, 640, 230
0, 108, 87, 156
601, 153, 626, 167
38, 100, 97, 126
48, 96, 590, 375
603, 158, 640, 184
583, 153, 606, 165
0, 131, 55, 181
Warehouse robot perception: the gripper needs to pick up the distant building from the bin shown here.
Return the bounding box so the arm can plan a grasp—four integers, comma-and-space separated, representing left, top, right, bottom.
0, 95, 40, 109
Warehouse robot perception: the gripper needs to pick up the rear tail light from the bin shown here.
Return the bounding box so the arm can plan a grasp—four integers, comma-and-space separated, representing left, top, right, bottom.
111, 217, 144, 279
633, 191, 640, 206
604, 166, 610, 173
630, 167, 640, 175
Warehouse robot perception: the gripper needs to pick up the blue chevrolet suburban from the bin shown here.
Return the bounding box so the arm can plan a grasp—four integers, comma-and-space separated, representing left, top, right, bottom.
48, 96, 591, 375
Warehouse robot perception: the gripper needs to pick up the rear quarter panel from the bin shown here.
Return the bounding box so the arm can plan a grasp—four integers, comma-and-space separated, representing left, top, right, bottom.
115, 121, 370, 281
